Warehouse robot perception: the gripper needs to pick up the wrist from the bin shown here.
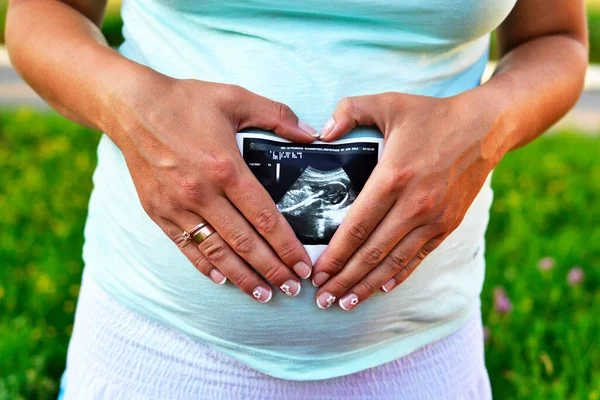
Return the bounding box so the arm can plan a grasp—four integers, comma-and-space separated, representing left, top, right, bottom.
455, 84, 515, 169
97, 59, 176, 149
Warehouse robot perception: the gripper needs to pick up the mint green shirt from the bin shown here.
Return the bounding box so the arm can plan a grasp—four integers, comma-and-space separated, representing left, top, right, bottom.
84, 0, 516, 380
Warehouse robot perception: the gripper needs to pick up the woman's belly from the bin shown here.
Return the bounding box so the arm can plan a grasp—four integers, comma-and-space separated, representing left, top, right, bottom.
81, 1, 498, 377
82, 129, 493, 379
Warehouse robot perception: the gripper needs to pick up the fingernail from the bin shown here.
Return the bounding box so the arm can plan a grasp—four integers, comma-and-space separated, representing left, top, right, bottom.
293, 261, 312, 279
381, 278, 396, 293
316, 292, 337, 309
311, 272, 330, 287
339, 293, 360, 311
298, 120, 319, 137
209, 269, 227, 285
319, 117, 335, 140
252, 285, 272, 303
280, 279, 301, 297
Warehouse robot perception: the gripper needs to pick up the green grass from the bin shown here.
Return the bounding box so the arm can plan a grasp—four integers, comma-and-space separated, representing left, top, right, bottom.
482, 132, 600, 399
589, 11, 600, 65
0, 110, 599, 399
0, 110, 97, 399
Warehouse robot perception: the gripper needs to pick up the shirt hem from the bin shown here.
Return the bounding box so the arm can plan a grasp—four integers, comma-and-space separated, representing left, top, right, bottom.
85, 266, 481, 381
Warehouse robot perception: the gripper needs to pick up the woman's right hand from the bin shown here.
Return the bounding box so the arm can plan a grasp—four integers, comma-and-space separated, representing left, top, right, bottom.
109, 73, 318, 303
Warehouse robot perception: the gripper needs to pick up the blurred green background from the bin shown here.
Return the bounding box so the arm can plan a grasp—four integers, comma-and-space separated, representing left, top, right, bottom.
1, 1, 600, 399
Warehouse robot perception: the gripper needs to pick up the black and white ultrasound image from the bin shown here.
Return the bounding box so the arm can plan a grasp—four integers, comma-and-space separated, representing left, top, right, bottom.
242, 138, 379, 245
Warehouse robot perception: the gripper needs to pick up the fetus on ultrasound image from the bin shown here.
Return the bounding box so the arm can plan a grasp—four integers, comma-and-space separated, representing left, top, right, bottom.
276, 167, 357, 242
242, 136, 379, 245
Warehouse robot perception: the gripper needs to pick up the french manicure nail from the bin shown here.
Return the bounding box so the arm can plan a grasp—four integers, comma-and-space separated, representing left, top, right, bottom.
293, 261, 312, 279
298, 120, 319, 137
280, 279, 301, 297
339, 293, 360, 311
209, 269, 227, 285
319, 117, 335, 140
311, 272, 330, 287
252, 285, 272, 303
316, 292, 337, 309
381, 278, 396, 293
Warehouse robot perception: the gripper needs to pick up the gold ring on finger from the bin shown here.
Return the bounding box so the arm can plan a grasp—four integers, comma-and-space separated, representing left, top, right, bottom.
189, 222, 216, 244
182, 221, 207, 243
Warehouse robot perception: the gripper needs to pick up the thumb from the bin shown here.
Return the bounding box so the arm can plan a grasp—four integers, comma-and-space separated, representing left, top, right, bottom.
235, 88, 319, 143
319, 94, 391, 142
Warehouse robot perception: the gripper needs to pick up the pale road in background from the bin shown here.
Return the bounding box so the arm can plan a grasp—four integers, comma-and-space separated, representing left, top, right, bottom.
1, 47, 599, 133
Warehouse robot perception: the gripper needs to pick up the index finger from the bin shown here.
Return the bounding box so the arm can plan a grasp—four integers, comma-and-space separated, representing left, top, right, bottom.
311, 164, 397, 286
225, 166, 313, 279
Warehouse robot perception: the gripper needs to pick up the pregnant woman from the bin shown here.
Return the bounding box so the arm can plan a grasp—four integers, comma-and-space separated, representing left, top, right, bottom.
7, 0, 587, 398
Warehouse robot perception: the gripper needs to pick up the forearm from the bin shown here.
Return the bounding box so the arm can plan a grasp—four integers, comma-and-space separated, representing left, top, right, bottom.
464, 33, 588, 164
6, 0, 157, 141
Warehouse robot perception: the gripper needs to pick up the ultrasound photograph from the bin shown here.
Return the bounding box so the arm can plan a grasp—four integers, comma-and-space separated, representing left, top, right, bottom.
240, 134, 382, 245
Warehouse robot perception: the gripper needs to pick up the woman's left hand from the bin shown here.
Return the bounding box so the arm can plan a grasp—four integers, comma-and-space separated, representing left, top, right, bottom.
312, 91, 504, 311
